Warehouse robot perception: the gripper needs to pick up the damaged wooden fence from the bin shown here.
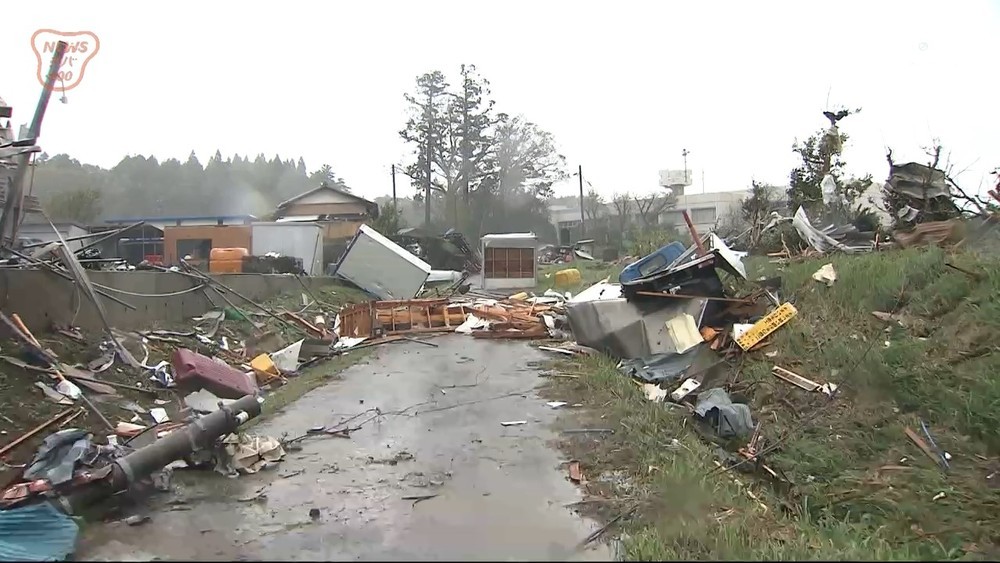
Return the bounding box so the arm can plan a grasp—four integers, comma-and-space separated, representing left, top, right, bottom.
337, 297, 558, 340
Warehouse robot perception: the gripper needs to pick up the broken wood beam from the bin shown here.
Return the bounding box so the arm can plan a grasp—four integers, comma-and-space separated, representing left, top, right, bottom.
636, 291, 754, 304
682, 210, 707, 257
770, 365, 821, 392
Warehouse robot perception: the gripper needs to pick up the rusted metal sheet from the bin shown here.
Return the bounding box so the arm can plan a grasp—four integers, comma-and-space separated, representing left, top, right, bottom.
892, 219, 965, 248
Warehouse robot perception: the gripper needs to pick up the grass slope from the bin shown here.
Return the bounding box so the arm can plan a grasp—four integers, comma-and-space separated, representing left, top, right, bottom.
546, 247, 1000, 560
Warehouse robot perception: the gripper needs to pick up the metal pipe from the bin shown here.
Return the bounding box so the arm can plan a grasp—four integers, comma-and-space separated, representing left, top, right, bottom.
2, 246, 137, 309
73, 221, 146, 256
19, 221, 145, 250
63, 394, 263, 514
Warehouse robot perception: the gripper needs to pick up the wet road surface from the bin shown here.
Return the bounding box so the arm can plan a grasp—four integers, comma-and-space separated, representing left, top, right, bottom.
77, 337, 610, 561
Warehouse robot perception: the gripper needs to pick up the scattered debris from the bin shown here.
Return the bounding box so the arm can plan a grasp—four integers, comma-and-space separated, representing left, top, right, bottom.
125, 514, 151, 527
642, 383, 669, 402
500, 420, 527, 427
694, 388, 755, 439
811, 263, 837, 286
402, 493, 438, 507
770, 365, 821, 392
568, 460, 585, 483
216, 433, 286, 476
670, 378, 701, 402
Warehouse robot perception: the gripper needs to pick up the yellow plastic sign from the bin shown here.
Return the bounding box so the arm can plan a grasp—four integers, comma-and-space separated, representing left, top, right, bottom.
737, 302, 798, 351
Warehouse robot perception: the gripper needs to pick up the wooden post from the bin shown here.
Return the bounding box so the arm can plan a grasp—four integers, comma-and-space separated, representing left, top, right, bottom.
682, 210, 706, 257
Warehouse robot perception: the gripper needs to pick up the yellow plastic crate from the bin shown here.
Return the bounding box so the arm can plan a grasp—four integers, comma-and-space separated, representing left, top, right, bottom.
736, 302, 797, 351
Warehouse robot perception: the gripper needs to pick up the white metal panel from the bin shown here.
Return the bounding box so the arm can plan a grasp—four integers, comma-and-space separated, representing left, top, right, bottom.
334, 225, 431, 300
483, 276, 536, 290
480, 233, 538, 290
250, 222, 323, 275
294, 189, 360, 206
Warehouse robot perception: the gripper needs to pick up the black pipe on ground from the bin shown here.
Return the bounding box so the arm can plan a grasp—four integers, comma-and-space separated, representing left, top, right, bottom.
61, 394, 263, 514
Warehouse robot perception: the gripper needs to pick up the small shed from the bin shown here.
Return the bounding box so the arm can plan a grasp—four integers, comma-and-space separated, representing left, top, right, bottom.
250, 222, 324, 275
481, 233, 538, 290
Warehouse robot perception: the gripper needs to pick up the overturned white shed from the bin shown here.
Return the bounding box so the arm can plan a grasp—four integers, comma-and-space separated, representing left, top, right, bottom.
481, 233, 538, 290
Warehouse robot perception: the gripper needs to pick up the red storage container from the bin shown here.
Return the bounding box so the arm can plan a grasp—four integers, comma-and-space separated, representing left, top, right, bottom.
170, 348, 258, 399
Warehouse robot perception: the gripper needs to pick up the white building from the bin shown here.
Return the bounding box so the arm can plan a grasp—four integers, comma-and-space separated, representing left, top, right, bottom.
18, 221, 89, 251
659, 190, 749, 232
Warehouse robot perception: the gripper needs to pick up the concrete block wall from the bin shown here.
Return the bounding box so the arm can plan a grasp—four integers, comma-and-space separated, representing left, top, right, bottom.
0, 270, 336, 334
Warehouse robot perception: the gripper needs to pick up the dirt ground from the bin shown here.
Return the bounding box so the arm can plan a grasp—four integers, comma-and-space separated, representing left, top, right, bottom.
75, 337, 611, 561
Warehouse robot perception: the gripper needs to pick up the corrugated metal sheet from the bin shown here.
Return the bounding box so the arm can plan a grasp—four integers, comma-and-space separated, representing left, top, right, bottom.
0, 501, 79, 561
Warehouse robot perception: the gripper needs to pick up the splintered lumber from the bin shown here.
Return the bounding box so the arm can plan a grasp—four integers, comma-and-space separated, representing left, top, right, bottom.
337, 296, 555, 340
770, 365, 821, 392
0, 408, 78, 458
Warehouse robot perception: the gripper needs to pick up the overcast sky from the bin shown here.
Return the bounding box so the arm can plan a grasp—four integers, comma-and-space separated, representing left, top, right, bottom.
4, 0, 998, 201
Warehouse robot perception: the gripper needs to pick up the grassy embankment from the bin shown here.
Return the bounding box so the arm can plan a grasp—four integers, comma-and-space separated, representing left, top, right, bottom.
542, 247, 1000, 559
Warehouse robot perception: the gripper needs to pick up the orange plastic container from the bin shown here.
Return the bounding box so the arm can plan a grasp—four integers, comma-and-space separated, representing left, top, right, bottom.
209, 247, 249, 274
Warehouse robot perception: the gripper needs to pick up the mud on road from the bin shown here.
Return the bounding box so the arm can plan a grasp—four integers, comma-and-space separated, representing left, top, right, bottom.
77, 337, 611, 561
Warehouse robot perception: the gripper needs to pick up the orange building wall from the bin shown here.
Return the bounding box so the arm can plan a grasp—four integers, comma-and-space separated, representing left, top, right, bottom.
163, 225, 252, 266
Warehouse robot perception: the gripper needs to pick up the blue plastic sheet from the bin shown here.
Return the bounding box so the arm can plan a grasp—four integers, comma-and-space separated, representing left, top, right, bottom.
0, 502, 78, 561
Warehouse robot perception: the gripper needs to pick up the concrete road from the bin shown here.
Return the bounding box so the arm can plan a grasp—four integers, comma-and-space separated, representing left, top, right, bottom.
77, 337, 610, 561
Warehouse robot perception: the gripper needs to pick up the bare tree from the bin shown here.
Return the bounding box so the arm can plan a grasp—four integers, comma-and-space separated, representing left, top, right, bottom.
583, 188, 606, 222
632, 190, 677, 228
611, 192, 634, 235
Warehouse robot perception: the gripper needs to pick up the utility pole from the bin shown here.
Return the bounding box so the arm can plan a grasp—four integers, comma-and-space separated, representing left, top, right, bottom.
681, 149, 690, 186
578, 165, 586, 236
0, 40, 66, 248
391, 164, 397, 208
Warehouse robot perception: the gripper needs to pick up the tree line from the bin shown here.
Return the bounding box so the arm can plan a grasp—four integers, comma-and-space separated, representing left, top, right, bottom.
30, 151, 349, 223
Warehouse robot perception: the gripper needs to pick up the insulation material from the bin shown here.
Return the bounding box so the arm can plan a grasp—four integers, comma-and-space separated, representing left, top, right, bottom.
569, 280, 623, 303
218, 433, 285, 475
665, 313, 701, 354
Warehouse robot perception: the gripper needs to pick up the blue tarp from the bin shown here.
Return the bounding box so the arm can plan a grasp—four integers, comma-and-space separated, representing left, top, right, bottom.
0, 502, 78, 561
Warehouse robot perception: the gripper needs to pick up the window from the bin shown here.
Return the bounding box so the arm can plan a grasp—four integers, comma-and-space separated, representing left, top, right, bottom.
661, 211, 684, 226
176, 238, 211, 261
484, 246, 535, 279
691, 207, 717, 224
637, 254, 668, 277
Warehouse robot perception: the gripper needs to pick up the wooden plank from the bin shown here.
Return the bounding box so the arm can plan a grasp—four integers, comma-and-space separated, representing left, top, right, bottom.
770, 365, 820, 392
904, 426, 943, 468
0, 408, 78, 458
